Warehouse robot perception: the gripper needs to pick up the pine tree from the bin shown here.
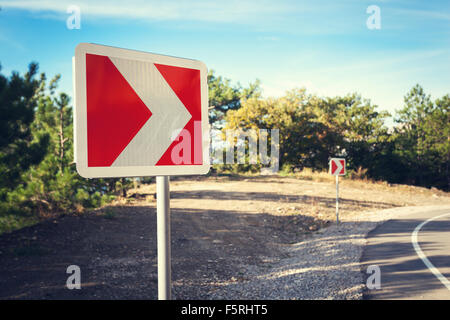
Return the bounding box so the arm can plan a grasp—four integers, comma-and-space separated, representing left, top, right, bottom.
6, 73, 117, 216
394, 85, 449, 189
208, 70, 261, 125
0, 62, 50, 202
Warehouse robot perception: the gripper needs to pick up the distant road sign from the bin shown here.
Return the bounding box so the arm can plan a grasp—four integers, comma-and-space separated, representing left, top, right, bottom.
73, 43, 210, 178
330, 158, 346, 176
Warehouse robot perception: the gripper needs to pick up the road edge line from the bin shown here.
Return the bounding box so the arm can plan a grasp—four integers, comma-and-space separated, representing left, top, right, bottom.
411, 212, 450, 291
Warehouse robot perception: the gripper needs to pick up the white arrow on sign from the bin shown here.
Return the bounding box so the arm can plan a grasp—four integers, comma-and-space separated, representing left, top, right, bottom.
110, 57, 192, 167
334, 159, 343, 175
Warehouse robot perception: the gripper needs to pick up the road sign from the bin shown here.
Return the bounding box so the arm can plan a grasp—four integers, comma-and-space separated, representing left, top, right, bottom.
329, 158, 346, 223
329, 158, 346, 176
73, 43, 210, 178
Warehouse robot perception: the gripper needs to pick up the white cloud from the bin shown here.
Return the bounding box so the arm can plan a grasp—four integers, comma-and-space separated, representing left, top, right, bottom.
0, 0, 293, 23
391, 8, 450, 22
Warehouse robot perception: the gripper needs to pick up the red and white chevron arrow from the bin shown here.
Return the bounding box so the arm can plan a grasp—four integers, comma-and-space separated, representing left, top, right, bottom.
74, 43, 210, 178
330, 158, 346, 176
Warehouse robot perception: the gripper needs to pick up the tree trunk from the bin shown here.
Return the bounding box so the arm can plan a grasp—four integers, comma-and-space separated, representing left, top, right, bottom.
59, 104, 65, 173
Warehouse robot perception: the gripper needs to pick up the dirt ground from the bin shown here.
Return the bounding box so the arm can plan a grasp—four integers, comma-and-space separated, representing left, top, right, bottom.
0, 175, 448, 299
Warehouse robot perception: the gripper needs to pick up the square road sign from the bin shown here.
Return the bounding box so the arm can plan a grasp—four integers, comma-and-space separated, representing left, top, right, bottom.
329, 158, 346, 176
73, 43, 210, 178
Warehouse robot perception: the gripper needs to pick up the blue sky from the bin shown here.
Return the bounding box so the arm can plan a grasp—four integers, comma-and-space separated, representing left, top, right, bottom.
0, 0, 449, 122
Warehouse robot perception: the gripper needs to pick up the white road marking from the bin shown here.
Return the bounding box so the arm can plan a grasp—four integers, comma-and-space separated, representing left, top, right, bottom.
411, 212, 450, 291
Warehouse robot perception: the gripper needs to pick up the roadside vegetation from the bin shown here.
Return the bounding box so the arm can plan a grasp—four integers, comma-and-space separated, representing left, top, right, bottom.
0, 62, 448, 234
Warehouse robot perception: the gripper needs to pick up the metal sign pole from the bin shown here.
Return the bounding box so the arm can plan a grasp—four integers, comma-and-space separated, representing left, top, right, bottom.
336, 175, 339, 224
156, 175, 171, 300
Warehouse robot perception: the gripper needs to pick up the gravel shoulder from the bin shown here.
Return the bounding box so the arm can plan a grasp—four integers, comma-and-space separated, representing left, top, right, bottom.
0, 176, 448, 299
220, 205, 450, 300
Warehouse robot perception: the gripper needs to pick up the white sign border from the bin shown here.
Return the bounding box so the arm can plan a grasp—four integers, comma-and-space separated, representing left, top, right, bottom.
74, 43, 210, 178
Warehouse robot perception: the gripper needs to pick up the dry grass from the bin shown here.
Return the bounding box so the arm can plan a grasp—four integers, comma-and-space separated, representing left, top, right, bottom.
285, 168, 448, 197
121, 173, 449, 234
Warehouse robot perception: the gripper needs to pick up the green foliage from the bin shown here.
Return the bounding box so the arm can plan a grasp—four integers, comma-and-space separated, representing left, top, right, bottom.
0, 63, 50, 200
208, 69, 261, 125
392, 85, 449, 189
15, 74, 120, 216
225, 89, 324, 169
0, 61, 448, 237
224, 84, 448, 190
0, 63, 127, 230
225, 88, 390, 172
305, 93, 391, 175
0, 214, 38, 234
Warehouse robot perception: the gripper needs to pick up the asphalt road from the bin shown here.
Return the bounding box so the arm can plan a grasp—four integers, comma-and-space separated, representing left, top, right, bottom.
361, 207, 450, 299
